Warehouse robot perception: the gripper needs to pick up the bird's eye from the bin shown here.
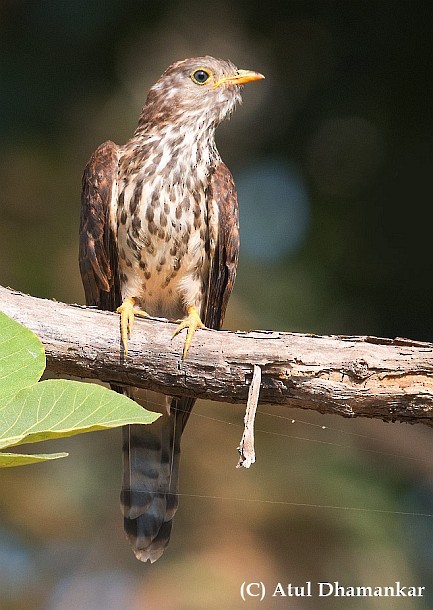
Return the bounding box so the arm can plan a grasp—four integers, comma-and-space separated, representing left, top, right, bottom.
191, 69, 211, 85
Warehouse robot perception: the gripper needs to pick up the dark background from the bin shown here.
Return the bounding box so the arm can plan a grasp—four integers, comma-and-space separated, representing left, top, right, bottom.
0, 1, 432, 609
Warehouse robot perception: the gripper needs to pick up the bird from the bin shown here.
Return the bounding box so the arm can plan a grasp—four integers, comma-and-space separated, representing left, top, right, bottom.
79, 56, 264, 562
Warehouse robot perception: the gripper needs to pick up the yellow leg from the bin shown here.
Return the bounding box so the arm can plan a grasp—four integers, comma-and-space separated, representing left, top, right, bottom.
116, 297, 149, 355
172, 305, 205, 360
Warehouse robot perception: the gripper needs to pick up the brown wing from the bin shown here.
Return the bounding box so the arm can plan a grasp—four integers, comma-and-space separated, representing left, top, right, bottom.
204, 162, 240, 330
79, 140, 121, 311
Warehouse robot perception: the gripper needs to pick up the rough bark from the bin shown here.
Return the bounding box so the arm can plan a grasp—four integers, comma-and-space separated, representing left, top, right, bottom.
1, 284, 433, 426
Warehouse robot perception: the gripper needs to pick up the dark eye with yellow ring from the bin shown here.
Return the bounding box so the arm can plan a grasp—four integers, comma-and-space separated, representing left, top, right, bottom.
191, 69, 211, 85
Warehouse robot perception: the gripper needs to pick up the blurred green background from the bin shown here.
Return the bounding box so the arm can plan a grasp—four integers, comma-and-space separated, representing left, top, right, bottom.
1, 1, 432, 609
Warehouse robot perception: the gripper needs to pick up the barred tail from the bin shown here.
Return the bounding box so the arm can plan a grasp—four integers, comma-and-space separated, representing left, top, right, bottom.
120, 393, 194, 563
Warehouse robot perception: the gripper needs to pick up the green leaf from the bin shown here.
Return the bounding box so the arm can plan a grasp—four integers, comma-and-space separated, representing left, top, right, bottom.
0, 313, 160, 467
0, 311, 45, 397
0, 378, 160, 450
0, 451, 69, 467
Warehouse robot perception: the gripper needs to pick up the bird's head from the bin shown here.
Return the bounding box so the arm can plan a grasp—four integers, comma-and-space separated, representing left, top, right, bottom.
141, 56, 264, 131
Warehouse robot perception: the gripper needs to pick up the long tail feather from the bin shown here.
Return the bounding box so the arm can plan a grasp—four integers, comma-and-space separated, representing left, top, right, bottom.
120, 393, 194, 563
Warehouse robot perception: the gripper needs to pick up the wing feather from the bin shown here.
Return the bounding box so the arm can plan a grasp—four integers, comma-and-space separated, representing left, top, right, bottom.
204, 162, 240, 330
79, 140, 121, 310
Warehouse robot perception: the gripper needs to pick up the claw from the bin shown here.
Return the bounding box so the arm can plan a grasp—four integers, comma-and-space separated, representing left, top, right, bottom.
172, 305, 205, 359
116, 297, 149, 355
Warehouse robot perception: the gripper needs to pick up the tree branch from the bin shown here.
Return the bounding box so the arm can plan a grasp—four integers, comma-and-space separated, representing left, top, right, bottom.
1, 284, 433, 427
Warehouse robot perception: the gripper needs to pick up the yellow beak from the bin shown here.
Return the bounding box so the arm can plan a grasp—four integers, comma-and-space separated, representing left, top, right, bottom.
213, 69, 265, 89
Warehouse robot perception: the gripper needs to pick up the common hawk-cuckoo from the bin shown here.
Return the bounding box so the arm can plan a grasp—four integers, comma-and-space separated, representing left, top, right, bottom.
79, 56, 264, 562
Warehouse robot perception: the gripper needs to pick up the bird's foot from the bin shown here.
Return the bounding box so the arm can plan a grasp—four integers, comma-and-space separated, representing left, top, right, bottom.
116, 297, 149, 355
172, 305, 205, 360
